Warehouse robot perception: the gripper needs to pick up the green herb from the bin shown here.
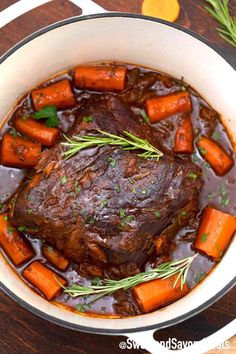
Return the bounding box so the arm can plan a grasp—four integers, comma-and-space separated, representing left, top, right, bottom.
140, 109, 150, 123
18, 226, 26, 232
207, 193, 215, 200
132, 188, 137, 194
205, 0, 236, 48
141, 189, 147, 195
199, 146, 207, 155
34, 106, 59, 127
101, 199, 108, 207
128, 177, 134, 184
188, 172, 198, 179
7, 226, 15, 234
3, 215, 8, 221
27, 209, 33, 215
76, 303, 86, 312
219, 184, 230, 206
47, 246, 54, 252
0, 203, 4, 213
73, 180, 80, 193
9, 129, 20, 137
119, 209, 135, 227
62, 130, 163, 161
180, 211, 188, 216
60, 175, 67, 185
107, 157, 116, 168
194, 272, 206, 284
201, 233, 208, 242
59, 255, 197, 299
115, 185, 120, 193
211, 131, 221, 141
154, 211, 161, 218
87, 216, 95, 225
119, 209, 126, 218
82, 116, 93, 123
91, 277, 101, 286
204, 162, 211, 169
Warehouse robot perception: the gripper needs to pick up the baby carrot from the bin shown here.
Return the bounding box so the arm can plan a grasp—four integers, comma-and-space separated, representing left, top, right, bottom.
15, 117, 59, 147
74, 65, 127, 91
197, 136, 233, 176
146, 91, 192, 123
23, 261, 67, 300
193, 207, 236, 260
0, 214, 34, 266
42, 246, 69, 271
174, 115, 193, 153
133, 275, 189, 313
1, 134, 41, 168
31, 79, 76, 111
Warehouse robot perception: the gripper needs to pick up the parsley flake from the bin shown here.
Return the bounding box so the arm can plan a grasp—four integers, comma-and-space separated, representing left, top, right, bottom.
61, 175, 67, 185
34, 106, 59, 127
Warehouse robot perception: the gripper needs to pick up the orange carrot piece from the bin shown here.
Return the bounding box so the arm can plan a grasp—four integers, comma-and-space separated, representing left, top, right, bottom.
193, 207, 236, 260
197, 136, 233, 176
133, 275, 189, 313
174, 115, 193, 153
1, 134, 41, 168
15, 117, 59, 147
74, 65, 127, 91
31, 79, 76, 111
42, 246, 69, 271
146, 91, 192, 123
23, 261, 67, 300
0, 214, 34, 266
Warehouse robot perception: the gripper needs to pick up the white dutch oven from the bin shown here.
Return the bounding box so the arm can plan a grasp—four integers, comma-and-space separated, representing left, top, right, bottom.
0, 1, 235, 353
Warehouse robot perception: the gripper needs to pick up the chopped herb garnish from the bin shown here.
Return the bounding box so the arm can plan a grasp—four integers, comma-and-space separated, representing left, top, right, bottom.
199, 146, 207, 155
128, 177, 134, 184
188, 172, 198, 180
82, 116, 93, 123
60, 175, 67, 185
7, 226, 15, 234
219, 184, 230, 207
204, 162, 211, 169
180, 211, 188, 216
201, 233, 208, 242
76, 303, 86, 312
140, 109, 150, 123
141, 189, 147, 195
115, 185, 120, 193
47, 246, 54, 252
9, 129, 20, 137
87, 216, 95, 225
18, 226, 26, 232
0, 203, 4, 213
27, 209, 33, 215
207, 193, 215, 201
3, 215, 8, 221
119, 209, 135, 228
73, 180, 80, 193
132, 188, 137, 194
34, 106, 59, 127
101, 199, 108, 207
91, 277, 101, 286
119, 209, 126, 218
194, 272, 206, 284
212, 131, 221, 141
107, 157, 116, 168
154, 211, 161, 218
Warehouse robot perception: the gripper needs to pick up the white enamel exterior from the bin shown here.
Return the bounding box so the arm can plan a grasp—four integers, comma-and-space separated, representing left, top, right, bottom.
0, 15, 235, 336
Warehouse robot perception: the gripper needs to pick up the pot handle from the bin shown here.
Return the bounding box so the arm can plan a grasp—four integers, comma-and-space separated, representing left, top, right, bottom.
0, 0, 106, 29
126, 319, 236, 354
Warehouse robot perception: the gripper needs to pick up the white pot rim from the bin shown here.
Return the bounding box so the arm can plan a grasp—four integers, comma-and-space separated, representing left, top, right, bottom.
0, 12, 235, 335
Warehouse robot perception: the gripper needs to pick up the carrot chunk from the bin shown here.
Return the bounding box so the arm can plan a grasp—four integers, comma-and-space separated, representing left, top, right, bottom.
74, 65, 127, 91
31, 79, 76, 111
23, 261, 67, 300
193, 207, 236, 260
0, 214, 34, 266
15, 117, 59, 147
146, 91, 192, 123
174, 115, 193, 153
42, 246, 69, 271
133, 275, 189, 313
197, 136, 233, 176
1, 134, 41, 168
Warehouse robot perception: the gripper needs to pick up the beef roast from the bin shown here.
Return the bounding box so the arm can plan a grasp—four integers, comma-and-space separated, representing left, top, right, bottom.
12, 95, 202, 273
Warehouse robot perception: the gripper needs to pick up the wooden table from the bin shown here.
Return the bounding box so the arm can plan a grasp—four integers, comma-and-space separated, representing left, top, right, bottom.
0, 1, 235, 353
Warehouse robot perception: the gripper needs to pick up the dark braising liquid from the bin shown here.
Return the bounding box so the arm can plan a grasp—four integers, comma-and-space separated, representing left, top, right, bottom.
0, 64, 235, 317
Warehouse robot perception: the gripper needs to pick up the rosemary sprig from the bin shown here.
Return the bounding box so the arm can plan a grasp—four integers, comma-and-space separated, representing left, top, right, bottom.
60, 255, 197, 300
62, 130, 163, 160
205, 0, 236, 47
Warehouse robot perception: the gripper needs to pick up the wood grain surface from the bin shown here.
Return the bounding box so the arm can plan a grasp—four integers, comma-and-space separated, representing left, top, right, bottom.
0, 1, 235, 353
